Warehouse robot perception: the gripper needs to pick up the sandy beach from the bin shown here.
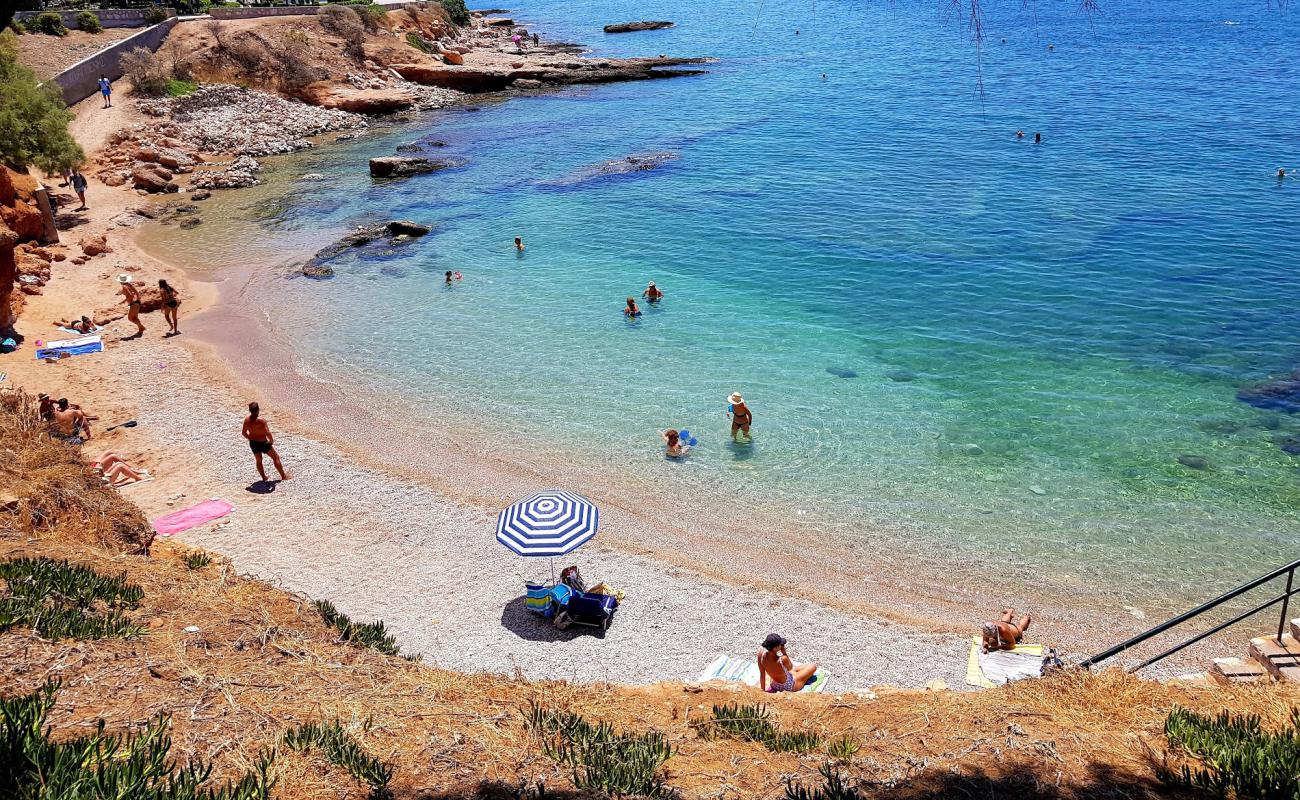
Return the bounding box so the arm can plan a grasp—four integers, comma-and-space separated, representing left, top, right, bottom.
3, 13, 1221, 693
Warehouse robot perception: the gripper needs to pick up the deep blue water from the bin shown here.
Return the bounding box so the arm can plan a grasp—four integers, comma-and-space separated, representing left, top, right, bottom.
153, 0, 1300, 606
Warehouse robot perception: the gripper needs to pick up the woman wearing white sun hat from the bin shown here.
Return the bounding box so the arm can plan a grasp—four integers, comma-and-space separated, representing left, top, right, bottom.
726, 392, 752, 442
117, 274, 144, 338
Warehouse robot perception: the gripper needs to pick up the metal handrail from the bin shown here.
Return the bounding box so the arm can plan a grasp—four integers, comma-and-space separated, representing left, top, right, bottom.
1079, 558, 1300, 672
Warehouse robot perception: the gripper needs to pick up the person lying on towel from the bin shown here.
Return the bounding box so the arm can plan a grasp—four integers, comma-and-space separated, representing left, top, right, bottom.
982, 608, 1032, 653
757, 633, 818, 693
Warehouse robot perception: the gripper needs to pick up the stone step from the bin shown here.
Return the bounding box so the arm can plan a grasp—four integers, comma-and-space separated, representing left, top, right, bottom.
1209, 657, 1272, 686
1249, 634, 1300, 682
1290, 618, 1299, 642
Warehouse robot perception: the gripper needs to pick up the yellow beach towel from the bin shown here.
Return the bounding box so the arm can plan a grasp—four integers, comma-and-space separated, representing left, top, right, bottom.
965, 635, 1044, 689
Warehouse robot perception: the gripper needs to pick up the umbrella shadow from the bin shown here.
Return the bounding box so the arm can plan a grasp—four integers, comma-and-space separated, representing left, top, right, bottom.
499, 595, 605, 642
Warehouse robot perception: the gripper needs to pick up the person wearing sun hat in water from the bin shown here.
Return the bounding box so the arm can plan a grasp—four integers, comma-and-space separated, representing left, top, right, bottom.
727, 392, 752, 442
642, 281, 663, 304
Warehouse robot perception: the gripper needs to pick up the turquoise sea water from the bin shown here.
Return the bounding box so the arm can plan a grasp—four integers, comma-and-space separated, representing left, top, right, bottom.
154, 0, 1300, 609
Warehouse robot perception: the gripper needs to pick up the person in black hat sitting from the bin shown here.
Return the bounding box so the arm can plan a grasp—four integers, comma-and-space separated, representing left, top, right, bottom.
757, 633, 818, 693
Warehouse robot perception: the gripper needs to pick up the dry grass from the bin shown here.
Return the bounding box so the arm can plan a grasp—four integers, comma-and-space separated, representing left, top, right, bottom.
1, 388, 1298, 799
0, 388, 153, 554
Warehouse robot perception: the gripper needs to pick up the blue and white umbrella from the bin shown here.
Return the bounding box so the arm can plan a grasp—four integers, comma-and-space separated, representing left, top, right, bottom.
496, 490, 599, 558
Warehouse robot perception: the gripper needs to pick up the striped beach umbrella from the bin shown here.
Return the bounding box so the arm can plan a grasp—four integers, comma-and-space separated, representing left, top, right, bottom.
496, 490, 599, 557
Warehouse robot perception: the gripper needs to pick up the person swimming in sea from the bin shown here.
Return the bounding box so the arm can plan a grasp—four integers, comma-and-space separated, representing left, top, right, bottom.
624, 297, 642, 319
642, 281, 663, 304
662, 428, 688, 457
1015, 130, 1025, 139
727, 392, 752, 442
445, 270, 453, 285
515, 236, 525, 252
1034, 132, 1042, 144
1279, 168, 1291, 180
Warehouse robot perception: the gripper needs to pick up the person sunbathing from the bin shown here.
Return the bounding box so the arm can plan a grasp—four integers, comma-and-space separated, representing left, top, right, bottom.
90, 453, 149, 486
982, 608, 1032, 652
757, 633, 818, 693
53, 316, 96, 333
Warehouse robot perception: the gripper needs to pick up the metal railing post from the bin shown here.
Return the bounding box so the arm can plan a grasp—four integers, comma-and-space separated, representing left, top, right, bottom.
1278, 566, 1295, 643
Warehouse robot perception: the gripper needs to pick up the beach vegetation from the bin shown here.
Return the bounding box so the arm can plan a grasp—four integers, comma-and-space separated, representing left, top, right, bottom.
318, 4, 366, 62
31, 11, 68, 36
143, 6, 169, 25
438, 0, 469, 27
784, 763, 864, 800
313, 598, 406, 657
1160, 706, 1300, 799
826, 736, 860, 762
8, 19, 24, 35
703, 703, 823, 754
166, 78, 199, 97
283, 719, 393, 800
524, 703, 678, 799
120, 45, 171, 95
0, 556, 145, 640
405, 31, 434, 53
75, 10, 102, 33
358, 3, 387, 32
183, 549, 212, 569
1, 681, 277, 800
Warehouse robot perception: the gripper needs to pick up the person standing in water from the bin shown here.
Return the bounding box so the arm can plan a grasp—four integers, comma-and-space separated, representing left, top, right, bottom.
727, 392, 752, 441
158, 279, 180, 336
241, 402, 290, 482
514, 236, 525, 252
117, 274, 144, 339
623, 297, 641, 319
642, 281, 663, 304
1034, 132, 1042, 144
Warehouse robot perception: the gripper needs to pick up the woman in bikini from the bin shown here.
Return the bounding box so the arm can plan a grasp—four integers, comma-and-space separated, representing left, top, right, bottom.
118, 275, 144, 338
159, 279, 180, 336
757, 633, 818, 693
662, 429, 688, 458
727, 392, 752, 441
981, 608, 1032, 652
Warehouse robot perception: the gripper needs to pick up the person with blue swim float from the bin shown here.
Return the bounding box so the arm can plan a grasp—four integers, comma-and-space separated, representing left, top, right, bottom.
727, 392, 753, 442
623, 297, 642, 319
662, 429, 690, 457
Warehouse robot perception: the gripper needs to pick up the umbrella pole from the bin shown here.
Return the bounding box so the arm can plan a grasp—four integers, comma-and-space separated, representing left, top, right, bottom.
550, 557, 555, 586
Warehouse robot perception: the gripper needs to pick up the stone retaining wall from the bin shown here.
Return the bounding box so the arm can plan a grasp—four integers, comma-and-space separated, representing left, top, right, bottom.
48, 18, 179, 106
210, 1, 418, 19
15, 8, 176, 29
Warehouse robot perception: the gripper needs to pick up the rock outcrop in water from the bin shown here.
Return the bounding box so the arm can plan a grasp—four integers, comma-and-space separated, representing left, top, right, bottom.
369, 156, 465, 179
390, 55, 708, 94
300, 221, 433, 278
603, 20, 674, 33
1237, 370, 1300, 414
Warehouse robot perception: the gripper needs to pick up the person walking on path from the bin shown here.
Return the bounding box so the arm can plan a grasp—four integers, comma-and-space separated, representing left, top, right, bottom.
158, 279, 180, 336
117, 274, 144, 339
241, 402, 290, 482
727, 391, 753, 442
98, 76, 112, 108
70, 169, 88, 211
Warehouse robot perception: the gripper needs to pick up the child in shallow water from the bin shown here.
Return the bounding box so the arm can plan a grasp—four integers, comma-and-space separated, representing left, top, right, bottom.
662, 429, 689, 457
624, 297, 641, 318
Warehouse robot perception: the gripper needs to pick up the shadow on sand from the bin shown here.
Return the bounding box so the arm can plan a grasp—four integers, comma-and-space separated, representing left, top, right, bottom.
499, 595, 605, 642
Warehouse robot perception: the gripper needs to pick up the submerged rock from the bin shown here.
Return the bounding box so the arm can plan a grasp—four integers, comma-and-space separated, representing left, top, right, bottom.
885, 370, 918, 382
603, 20, 674, 33
386, 220, 432, 237
1177, 454, 1211, 470
544, 151, 679, 187
825, 367, 858, 379
301, 220, 433, 275
1237, 370, 1300, 414
1273, 434, 1300, 456
301, 264, 335, 279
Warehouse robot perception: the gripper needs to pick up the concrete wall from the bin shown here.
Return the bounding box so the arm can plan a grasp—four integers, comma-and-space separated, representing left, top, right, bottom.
16, 8, 176, 29
48, 18, 179, 106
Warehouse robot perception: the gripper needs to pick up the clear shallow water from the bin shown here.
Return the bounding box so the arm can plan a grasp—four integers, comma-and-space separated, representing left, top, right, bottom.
150, 0, 1300, 609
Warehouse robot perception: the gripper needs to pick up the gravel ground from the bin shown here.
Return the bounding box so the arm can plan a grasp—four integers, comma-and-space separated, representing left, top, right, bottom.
80, 338, 968, 691
18, 28, 139, 81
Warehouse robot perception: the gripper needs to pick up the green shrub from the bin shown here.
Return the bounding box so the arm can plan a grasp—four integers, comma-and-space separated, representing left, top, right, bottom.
0, 30, 84, 171
405, 31, 433, 53
704, 703, 824, 754
358, 3, 386, 32
313, 598, 408, 657
0, 556, 145, 640
438, 0, 469, 27
283, 720, 393, 800
0, 680, 277, 800
143, 6, 168, 25
524, 703, 677, 799
826, 736, 860, 762
183, 550, 211, 569
119, 46, 169, 95
32, 11, 68, 36
166, 78, 198, 97
75, 10, 102, 33
1161, 706, 1300, 800
9, 19, 25, 34
785, 763, 864, 800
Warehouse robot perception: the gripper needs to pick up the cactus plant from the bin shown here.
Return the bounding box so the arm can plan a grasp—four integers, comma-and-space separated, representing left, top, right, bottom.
0, 557, 144, 640
1161, 706, 1300, 800
313, 598, 408, 657
707, 703, 824, 754
523, 703, 677, 798
283, 719, 393, 800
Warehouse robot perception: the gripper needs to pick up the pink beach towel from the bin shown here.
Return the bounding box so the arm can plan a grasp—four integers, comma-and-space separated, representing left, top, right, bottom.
152, 499, 233, 536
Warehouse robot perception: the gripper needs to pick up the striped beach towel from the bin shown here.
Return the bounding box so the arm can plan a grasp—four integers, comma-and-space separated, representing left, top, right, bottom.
698, 654, 828, 693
